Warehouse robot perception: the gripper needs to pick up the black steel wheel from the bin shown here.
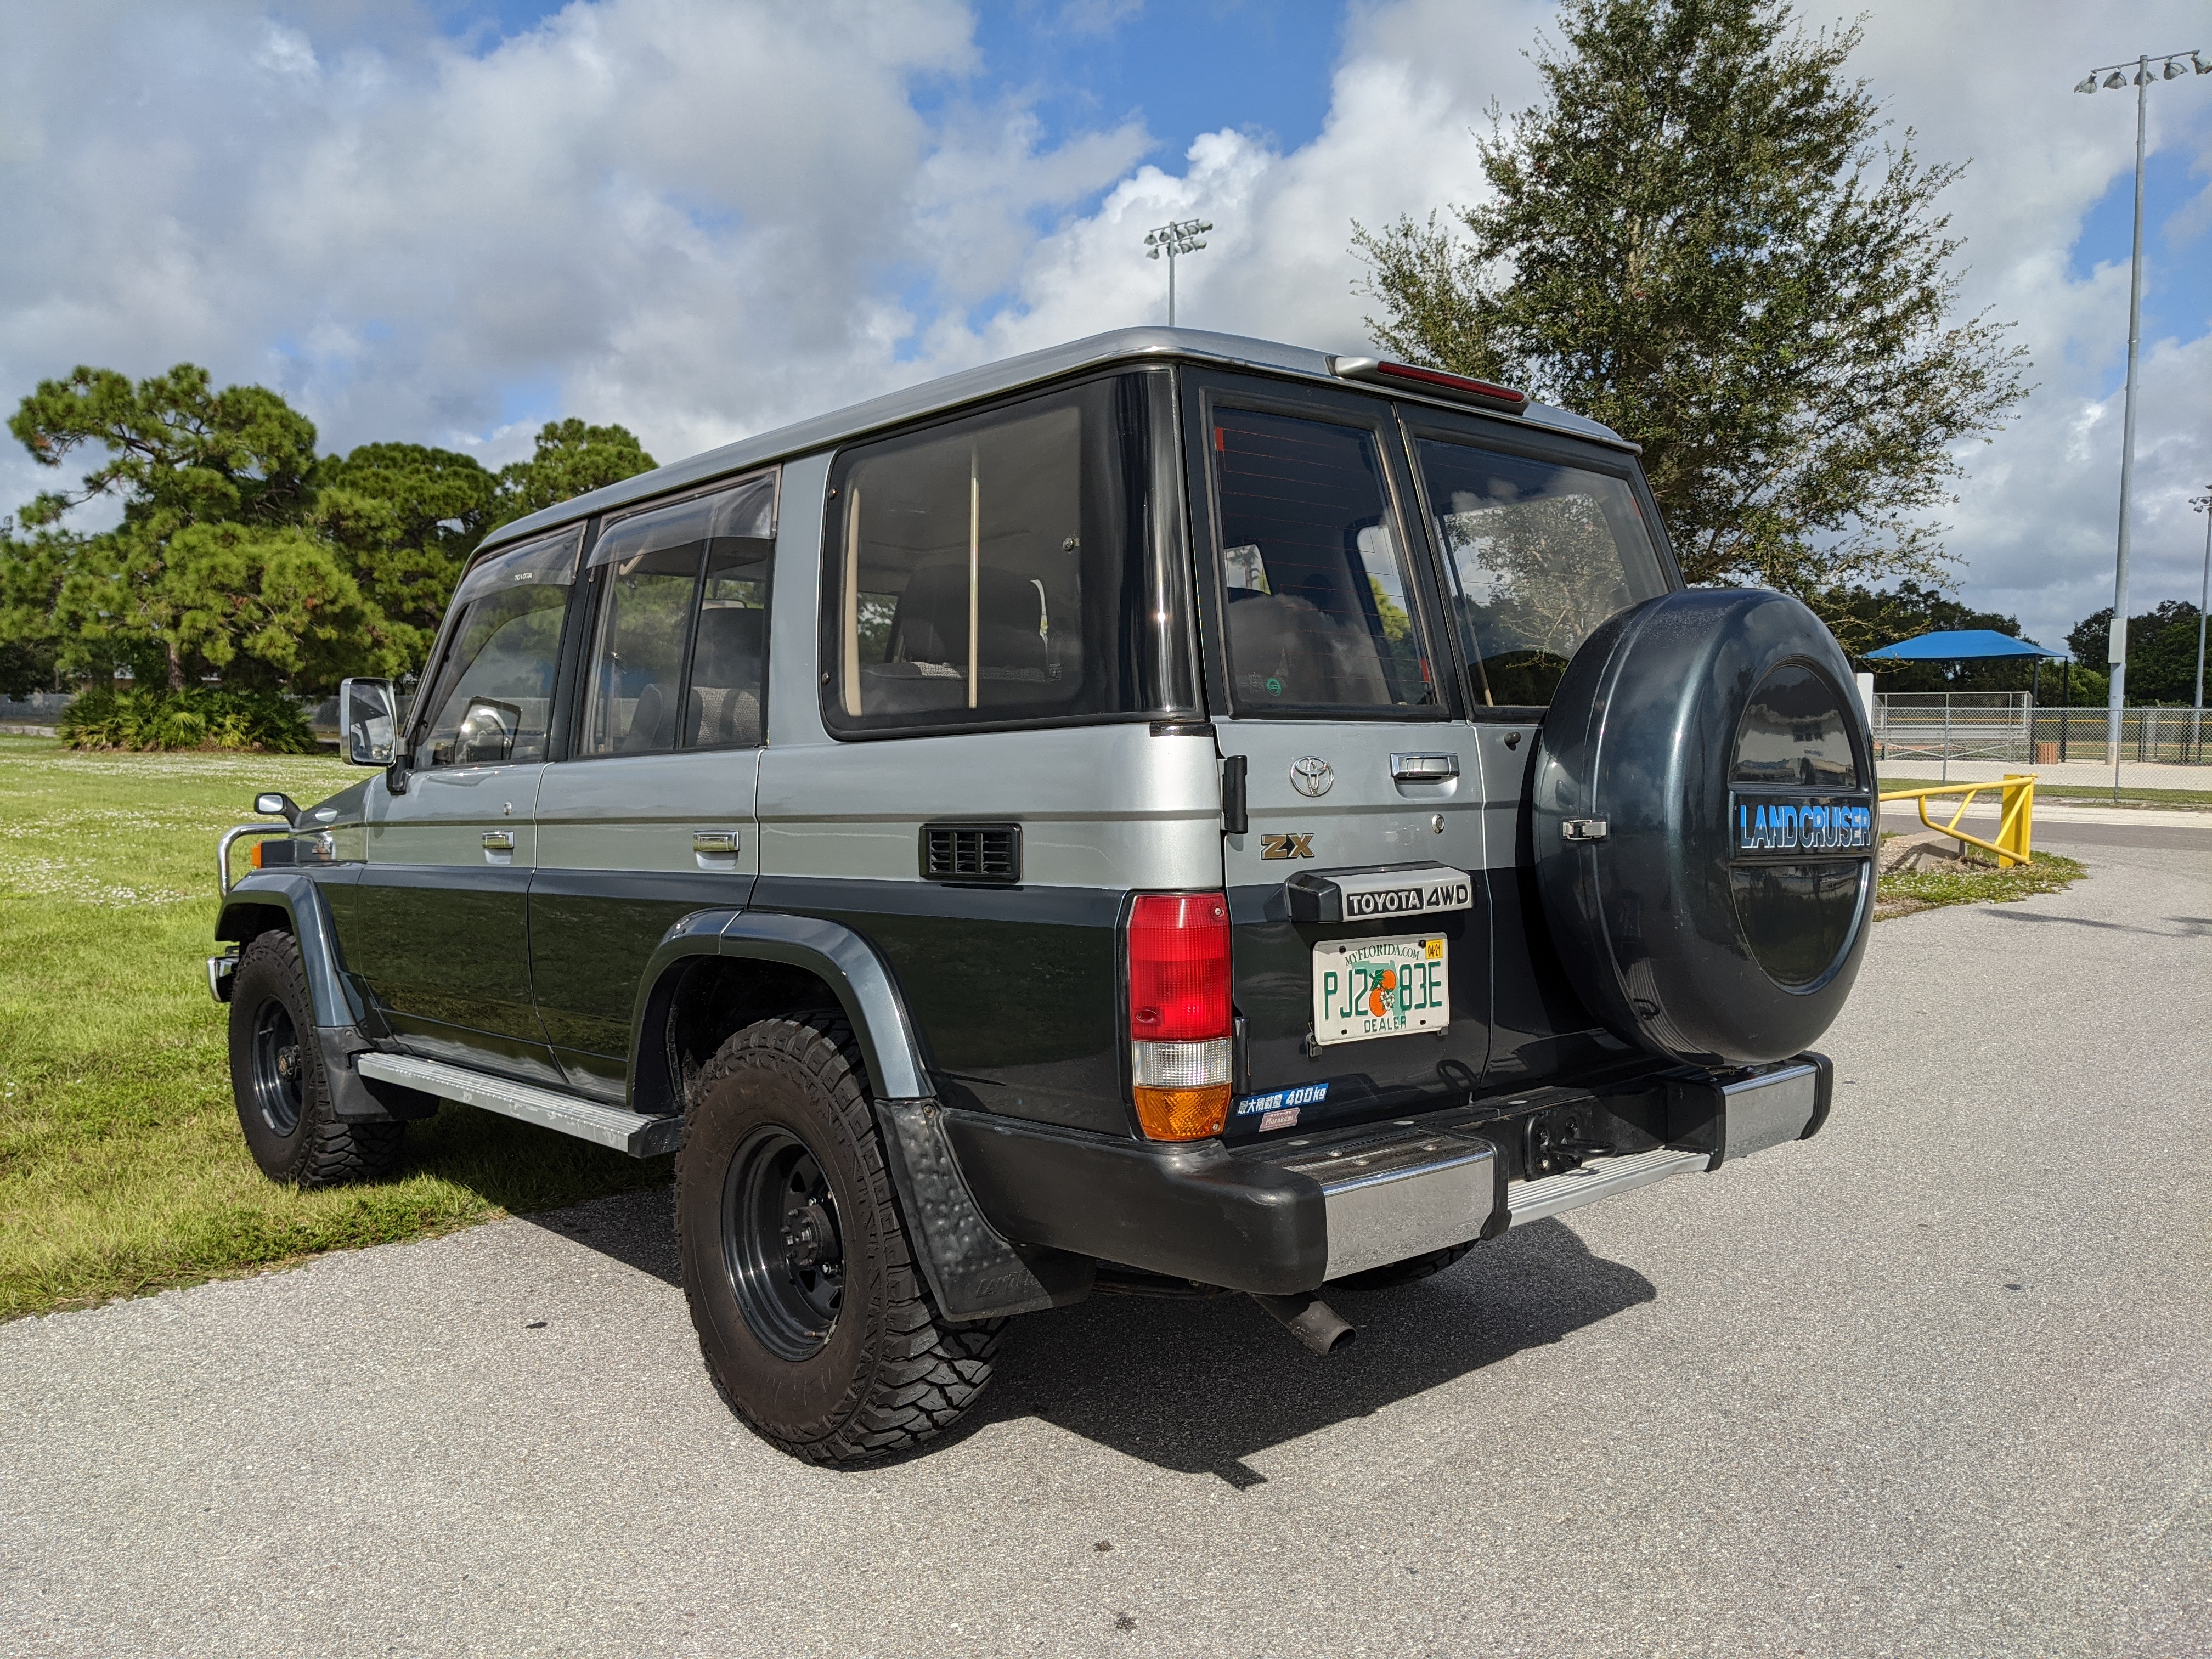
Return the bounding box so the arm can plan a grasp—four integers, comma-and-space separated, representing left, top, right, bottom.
724, 1126, 845, 1361
227, 931, 404, 1187
248, 995, 308, 1138
675, 1012, 1005, 1465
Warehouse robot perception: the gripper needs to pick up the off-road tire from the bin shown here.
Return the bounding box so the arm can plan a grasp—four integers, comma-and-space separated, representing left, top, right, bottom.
676, 1013, 1004, 1465
1332, 1242, 1476, 1291
228, 931, 405, 1187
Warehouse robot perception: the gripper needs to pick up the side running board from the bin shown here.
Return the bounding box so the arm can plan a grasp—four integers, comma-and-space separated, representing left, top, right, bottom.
356, 1053, 683, 1158
1508, 1146, 1708, 1224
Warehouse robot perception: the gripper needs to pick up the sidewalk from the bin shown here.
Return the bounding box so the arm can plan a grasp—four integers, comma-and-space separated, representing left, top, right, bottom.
1879, 757, 2209, 793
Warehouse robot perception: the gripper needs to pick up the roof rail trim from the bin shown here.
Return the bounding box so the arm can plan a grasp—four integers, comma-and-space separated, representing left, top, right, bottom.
476, 328, 1639, 555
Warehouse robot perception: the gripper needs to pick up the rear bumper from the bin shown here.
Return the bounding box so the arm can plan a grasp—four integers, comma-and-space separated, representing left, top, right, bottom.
946, 1053, 1831, 1295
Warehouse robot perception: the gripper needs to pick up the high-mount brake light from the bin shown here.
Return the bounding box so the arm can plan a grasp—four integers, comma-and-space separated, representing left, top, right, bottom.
1125, 893, 1233, 1141
1328, 356, 1530, 413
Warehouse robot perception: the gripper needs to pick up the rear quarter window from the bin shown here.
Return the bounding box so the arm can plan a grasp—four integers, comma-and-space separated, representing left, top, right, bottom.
820, 372, 1191, 737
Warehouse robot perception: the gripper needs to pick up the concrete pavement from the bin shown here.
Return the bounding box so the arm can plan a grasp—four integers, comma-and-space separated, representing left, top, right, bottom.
2, 843, 2207, 1658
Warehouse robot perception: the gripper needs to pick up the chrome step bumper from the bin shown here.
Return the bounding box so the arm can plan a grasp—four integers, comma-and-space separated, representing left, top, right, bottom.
1271, 1130, 1499, 1282
356, 1053, 682, 1157
1508, 1146, 1709, 1224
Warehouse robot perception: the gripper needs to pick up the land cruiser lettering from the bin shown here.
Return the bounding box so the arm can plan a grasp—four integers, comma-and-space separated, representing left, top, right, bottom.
210, 329, 1874, 1465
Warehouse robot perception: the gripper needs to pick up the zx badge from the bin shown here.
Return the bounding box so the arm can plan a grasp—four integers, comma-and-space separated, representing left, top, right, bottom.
1261, 833, 1316, 861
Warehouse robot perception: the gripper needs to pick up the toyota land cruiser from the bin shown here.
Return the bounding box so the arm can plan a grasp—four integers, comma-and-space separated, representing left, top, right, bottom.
209, 328, 1875, 1464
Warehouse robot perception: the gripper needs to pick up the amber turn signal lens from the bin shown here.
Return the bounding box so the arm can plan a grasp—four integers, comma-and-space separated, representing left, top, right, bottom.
1132, 1083, 1231, 1141
249, 840, 266, 870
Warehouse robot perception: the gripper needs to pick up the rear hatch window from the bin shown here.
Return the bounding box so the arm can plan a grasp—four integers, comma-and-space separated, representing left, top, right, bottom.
1412, 439, 1667, 708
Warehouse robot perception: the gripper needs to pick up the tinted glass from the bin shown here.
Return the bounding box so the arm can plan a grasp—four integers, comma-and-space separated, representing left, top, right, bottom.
823, 373, 1190, 735
579, 476, 775, 757
413, 528, 579, 769
1731, 663, 1859, 787
579, 546, 699, 756
1415, 440, 1667, 707
1212, 408, 1436, 714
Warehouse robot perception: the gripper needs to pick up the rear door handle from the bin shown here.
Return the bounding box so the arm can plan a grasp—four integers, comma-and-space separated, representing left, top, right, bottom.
481, 830, 516, 853
693, 831, 740, 855
1391, 753, 1460, 782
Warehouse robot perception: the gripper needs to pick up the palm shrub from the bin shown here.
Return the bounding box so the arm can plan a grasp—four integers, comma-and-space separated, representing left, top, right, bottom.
59, 684, 318, 753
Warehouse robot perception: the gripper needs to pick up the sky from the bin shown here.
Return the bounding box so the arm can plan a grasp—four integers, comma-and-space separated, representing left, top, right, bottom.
4, 0, 2210, 661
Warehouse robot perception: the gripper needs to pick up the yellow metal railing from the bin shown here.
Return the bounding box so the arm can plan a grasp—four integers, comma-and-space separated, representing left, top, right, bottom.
1877, 774, 2036, 867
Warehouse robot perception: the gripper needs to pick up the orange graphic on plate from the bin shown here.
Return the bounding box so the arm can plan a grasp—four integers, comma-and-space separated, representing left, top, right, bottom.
1367, 968, 1398, 1019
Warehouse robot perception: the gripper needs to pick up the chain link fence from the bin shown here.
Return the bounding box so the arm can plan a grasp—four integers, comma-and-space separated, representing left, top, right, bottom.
1874, 692, 2209, 765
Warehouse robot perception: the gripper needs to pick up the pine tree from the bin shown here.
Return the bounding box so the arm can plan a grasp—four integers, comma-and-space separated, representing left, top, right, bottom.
1353, 0, 2028, 618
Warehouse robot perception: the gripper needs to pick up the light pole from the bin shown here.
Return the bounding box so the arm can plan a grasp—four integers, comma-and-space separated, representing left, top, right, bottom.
2075, 49, 2207, 797
1144, 218, 1211, 327
2192, 490, 2211, 760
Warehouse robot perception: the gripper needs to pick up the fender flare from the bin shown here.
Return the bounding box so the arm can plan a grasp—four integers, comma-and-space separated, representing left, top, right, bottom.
215, 871, 363, 1029
627, 909, 933, 1113
627, 910, 1092, 1321
213, 870, 432, 1122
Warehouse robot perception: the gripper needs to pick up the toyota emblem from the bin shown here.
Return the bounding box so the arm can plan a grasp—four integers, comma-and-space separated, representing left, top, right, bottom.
1289, 756, 1334, 798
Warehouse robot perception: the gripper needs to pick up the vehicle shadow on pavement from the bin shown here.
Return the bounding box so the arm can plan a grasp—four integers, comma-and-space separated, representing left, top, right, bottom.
973, 1218, 1655, 1483
509, 1192, 1654, 1484
517, 1188, 682, 1286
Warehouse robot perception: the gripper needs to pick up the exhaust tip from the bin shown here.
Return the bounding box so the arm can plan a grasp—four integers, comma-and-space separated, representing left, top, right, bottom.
1250, 1291, 1357, 1356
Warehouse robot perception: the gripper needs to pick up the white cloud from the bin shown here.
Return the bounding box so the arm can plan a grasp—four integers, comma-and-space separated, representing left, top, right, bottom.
4, 0, 2209, 658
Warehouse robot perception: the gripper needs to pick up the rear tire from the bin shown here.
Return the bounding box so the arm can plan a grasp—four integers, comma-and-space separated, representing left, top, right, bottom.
227, 931, 404, 1187
1331, 1242, 1476, 1291
675, 1013, 1003, 1465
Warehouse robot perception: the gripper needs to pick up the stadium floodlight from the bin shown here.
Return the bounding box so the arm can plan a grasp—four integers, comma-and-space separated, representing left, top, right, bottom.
1144, 218, 1214, 327
2072, 50, 2205, 796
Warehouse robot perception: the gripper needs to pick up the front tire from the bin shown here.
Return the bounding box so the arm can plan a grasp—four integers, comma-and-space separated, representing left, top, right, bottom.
227, 931, 404, 1187
676, 1014, 1002, 1464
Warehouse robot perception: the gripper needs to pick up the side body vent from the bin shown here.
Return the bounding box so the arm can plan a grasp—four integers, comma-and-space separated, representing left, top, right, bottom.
921, 822, 1022, 884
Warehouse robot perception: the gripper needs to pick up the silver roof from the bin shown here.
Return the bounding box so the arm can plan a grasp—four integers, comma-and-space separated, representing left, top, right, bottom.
482, 326, 1633, 553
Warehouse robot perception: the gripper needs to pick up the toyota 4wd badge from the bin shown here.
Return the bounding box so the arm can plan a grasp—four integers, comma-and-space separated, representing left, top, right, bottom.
1289, 756, 1333, 797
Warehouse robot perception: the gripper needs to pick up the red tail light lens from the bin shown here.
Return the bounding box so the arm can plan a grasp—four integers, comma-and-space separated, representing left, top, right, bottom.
1127, 893, 1232, 1041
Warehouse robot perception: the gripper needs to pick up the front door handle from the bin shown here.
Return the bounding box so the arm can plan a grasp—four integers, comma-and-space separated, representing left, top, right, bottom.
481, 830, 516, 853
1391, 753, 1460, 782
693, 831, 740, 855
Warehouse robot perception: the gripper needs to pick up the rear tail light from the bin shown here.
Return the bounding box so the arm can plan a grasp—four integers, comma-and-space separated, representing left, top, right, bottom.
1125, 893, 1233, 1139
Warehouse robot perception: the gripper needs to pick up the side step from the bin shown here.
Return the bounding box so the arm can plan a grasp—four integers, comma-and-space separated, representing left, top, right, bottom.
1508, 1146, 1707, 1225
356, 1053, 683, 1158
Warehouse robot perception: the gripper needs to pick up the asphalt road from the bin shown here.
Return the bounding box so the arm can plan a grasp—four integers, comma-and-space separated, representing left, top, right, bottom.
4, 844, 2208, 1658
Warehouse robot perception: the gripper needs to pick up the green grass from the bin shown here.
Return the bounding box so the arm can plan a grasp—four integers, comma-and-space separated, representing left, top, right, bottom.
0, 736, 670, 1323
1875, 848, 2087, 921
1880, 775, 2212, 809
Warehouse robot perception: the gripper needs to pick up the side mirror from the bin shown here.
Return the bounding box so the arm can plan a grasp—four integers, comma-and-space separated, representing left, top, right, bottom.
340, 677, 399, 767
254, 792, 301, 825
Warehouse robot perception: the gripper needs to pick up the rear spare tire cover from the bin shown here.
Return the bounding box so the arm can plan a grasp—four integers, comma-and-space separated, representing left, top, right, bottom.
1532, 589, 1877, 1066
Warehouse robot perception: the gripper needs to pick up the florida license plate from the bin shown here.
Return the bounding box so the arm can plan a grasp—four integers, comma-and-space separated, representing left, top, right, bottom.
1311, 935, 1448, 1047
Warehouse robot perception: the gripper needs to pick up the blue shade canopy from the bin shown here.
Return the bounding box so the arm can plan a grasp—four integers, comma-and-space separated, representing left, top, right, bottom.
1863, 629, 2063, 661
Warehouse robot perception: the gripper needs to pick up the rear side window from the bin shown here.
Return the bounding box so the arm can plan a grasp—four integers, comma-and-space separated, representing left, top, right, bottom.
411, 527, 580, 770
822, 373, 1188, 736
577, 473, 775, 757
1209, 407, 1438, 715
1413, 439, 1667, 708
